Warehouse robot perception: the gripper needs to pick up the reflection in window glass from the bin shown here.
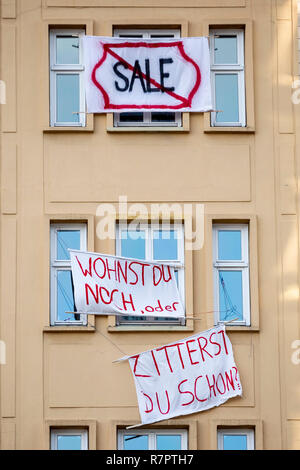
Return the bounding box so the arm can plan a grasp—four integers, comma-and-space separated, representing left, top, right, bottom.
56, 36, 79, 64
121, 230, 146, 260
218, 230, 242, 260
123, 435, 149, 450
215, 74, 239, 123
219, 270, 243, 321
119, 112, 144, 123
57, 270, 76, 322
214, 35, 237, 64
57, 230, 80, 260
223, 434, 248, 450
56, 74, 80, 123
153, 230, 178, 260
57, 435, 82, 450
151, 113, 176, 122
156, 434, 181, 450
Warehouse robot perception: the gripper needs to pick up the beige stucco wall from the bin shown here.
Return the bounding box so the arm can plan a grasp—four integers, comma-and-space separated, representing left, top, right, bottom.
0, 0, 300, 450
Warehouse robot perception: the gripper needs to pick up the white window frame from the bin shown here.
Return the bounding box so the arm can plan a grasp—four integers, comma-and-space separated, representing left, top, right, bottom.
50, 223, 87, 326
118, 428, 188, 450
116, 221, 185, 325
210, 29, 246, 127
217, 428, 254, 450
50, 428, 88, 450
213, 224, 250, 326
113, 28, 182, 128
49, 28, 86, 127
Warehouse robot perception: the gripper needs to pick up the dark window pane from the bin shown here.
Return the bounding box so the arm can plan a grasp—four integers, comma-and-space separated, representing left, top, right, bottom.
151, 112, 176, 122
119, 112, 144, 122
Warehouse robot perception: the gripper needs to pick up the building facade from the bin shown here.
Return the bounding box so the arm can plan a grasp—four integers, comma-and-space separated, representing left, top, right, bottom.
0, 0, 300, 450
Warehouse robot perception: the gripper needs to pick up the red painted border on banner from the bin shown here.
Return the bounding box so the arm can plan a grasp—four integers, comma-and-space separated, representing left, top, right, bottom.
91, 41, 201, 110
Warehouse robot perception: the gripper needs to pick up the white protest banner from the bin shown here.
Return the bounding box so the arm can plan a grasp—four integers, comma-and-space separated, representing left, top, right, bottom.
70, 250, 184, 318
120, 325, 242, 425
82, 36, 212, 113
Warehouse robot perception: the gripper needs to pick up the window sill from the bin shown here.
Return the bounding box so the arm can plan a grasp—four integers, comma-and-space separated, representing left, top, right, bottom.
107, 324, 194, 333
107, 126, 189, 133
224, 325, 259, 332
43, 326, 96, 333
106, 112, 190, 132
204, 126, 255, 133
43, 126, 94, 133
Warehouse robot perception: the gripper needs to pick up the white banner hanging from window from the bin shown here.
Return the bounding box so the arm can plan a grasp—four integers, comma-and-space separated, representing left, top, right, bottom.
70, 250, 185, 318
117, 325, 242, 425
82, 36, 212, 113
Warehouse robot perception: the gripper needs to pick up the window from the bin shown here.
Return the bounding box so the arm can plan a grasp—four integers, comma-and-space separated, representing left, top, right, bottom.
118, 429, 187, 450
213, 224, 250, 326
113, 28, 182, 128
51, 428, 88, 450
49, 29, 85, 127
217, 428, 254, 450
210, 29, 246, 127
50, 223, 87, 325
116, 222, 185, 325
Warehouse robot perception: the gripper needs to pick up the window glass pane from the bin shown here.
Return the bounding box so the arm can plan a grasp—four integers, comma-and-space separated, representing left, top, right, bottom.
214, 35, 238, 64
150, 35, 175, 38
218, 230, 242, 260
119, 112, 144, 123
56, 230, 80, 260
56, 36, 80, 64
223, 434, 248, 450
153, 230, 178, 260
57, 435, 82, 450
215, 74, 239, 123
219, 270, 243, 321
118, 34, 144, 38
156, 434, 182, 450
151, 112, 176, 122
57, 270, 77, 322
56, 74, 80, 123
123, 435, 149, 450
121, 230, 146, 260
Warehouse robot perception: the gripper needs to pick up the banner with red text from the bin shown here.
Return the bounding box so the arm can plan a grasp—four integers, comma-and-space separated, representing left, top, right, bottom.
70, 250, 184, 318
121, 325, 242, 425
82, 36, 212, 113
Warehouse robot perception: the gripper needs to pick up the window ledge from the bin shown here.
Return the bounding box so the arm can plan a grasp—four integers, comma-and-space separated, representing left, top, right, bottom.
43, 326, 96, 333
107, 325, 194, 333
107, 126, 189, 133
225, 325, 259, 332
204, 126, 255, 133
43, 126, 94, 133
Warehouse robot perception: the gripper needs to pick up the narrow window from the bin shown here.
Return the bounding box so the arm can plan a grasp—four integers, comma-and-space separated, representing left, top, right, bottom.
213, 224, 250, 325
210, 29, 246, 127
50, 223, 87, 325
49, 29, 86, 127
